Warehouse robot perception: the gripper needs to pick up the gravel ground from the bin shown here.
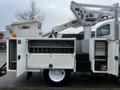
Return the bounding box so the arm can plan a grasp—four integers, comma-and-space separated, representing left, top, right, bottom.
0, 52, 120, 89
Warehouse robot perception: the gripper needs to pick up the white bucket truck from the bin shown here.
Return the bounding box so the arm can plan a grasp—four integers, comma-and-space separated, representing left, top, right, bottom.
5, 1, 120, 86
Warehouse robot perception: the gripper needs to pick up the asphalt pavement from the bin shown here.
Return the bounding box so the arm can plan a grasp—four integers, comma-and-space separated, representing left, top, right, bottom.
0, 52, 120, 89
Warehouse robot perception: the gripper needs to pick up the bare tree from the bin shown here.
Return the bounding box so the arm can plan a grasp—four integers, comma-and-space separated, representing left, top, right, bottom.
15, 1, 45, 22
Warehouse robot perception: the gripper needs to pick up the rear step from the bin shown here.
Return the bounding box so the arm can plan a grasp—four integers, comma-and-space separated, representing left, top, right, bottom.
76, 61, 91, 72
0, 63, 6, 76
76, 53, 91, 72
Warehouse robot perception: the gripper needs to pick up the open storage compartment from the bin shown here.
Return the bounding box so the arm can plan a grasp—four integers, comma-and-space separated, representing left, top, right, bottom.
9, 40, 17, 70
28, 39, 74, 54
27, 39, 76, 69
94, 40, 108, 71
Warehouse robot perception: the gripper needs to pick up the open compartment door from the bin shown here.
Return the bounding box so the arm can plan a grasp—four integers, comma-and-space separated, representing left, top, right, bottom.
17, 39, 26, 77
108, 41, 119, 76
89, 38, 108, 73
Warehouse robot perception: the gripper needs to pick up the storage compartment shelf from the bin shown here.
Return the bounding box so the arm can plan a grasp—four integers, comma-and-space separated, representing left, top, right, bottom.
95, 59, 107, 61
28, 47, 74, 53
28, 46, 74, 48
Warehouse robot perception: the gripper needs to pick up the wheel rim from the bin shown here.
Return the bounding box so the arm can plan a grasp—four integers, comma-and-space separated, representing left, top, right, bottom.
48, 69, 65, 82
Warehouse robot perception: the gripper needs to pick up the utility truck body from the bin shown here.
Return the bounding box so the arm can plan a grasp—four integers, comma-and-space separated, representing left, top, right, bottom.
7, 38, 76, 77
6, 19, 120, 85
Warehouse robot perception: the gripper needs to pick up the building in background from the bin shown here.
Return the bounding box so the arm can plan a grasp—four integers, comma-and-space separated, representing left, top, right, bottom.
0, 30, 10, 51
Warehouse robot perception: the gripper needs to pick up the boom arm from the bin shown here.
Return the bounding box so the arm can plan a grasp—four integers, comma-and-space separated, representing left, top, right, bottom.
42, 19, 80, 38
43, 2, 120, 39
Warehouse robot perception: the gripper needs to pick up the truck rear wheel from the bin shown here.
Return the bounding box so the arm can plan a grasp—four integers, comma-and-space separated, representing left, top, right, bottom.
43, 69, 70, 86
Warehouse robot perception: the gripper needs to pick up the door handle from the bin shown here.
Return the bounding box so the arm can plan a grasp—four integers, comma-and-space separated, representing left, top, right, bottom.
18, 55, 21, 60
114, 56, 118, 61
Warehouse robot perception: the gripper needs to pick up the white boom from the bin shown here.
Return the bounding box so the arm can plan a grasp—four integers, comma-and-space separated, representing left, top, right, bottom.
42, 20, 80, 38
43, 2, 120, 39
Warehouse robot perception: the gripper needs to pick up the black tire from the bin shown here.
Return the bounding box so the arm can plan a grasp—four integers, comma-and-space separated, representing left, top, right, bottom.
43, 69, 70, 86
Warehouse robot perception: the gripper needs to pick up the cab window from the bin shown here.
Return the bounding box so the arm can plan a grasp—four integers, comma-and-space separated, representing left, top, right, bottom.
97, 24, 110, 37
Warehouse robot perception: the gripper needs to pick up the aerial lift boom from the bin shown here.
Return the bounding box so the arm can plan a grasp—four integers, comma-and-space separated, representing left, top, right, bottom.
43, 2, 120, 39
42, 19, 80, 38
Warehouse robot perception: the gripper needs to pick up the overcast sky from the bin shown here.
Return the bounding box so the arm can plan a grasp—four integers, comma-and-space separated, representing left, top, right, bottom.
0, 0, 120, 33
